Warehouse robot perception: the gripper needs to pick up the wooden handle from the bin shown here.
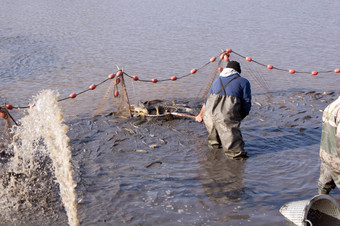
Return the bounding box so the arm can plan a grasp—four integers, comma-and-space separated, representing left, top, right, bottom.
171, 112, 196, 119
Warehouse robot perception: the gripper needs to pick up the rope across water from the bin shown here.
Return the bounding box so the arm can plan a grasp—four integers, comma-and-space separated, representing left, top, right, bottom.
2, 49, 339, 110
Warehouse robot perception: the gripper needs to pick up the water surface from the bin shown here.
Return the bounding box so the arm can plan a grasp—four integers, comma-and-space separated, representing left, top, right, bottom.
0, 0, 340, 225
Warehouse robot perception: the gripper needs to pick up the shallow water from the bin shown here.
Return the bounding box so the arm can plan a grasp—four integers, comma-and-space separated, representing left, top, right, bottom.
3, 90, 340, 225
69, 91, 340, 225
1, 0, 340, 225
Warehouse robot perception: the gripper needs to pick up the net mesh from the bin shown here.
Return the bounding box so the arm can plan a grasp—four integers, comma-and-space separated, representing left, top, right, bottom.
2, 50, 338, 119
92, 52, 275, 117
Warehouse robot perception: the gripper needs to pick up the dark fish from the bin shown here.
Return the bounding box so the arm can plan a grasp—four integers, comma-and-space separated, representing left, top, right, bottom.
145, 161, 162, 168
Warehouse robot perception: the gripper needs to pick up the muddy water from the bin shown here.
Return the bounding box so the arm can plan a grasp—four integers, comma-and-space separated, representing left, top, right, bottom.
70, 90, 339, 225
1, 90, 340, 225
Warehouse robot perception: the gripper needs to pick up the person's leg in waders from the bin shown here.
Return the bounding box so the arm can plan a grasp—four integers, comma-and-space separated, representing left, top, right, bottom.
214, 117, 246, 159
318, 161, 340, 194
203, 109, 222, 149
206, 123, 222, 149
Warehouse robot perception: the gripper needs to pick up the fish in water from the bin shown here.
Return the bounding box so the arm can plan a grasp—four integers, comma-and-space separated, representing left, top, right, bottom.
130, 99, 198, 120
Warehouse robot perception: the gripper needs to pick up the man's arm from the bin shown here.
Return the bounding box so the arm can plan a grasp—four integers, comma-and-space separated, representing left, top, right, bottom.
241, 81, 251, 119
195, 104, 205, 122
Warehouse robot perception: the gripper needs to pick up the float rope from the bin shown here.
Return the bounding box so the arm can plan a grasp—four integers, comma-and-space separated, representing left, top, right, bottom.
3, 49, 339, 110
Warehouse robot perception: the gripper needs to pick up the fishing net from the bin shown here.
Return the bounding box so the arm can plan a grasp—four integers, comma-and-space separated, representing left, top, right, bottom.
92, 50, 273, 117
2, 49, 338, 119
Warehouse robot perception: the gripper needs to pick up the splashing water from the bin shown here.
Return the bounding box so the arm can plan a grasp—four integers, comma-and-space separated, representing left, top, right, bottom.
0, 90, 79, 225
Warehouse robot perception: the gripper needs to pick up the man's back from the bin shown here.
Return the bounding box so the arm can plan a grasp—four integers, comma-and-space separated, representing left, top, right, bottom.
208, 71, 251, 119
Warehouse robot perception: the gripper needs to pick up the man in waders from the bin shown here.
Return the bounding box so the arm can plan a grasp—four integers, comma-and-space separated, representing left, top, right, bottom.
195, 61, 251, 159
318, 96, 340, 194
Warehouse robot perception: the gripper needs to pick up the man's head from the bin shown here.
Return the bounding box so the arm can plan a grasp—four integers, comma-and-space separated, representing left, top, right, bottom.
226, 61, 241, 74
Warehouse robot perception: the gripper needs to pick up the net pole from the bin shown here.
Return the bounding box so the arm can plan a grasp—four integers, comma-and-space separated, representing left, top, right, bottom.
120, 74, 132, 117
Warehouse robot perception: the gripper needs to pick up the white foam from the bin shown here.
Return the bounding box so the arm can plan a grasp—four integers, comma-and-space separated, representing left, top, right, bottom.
3, 90, 79, 226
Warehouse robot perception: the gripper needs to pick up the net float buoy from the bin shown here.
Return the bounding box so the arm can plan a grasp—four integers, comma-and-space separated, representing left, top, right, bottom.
152, 78, 158, 83
116, 70, 123, 77
0, 110, 5, 118
191, 68, 197, 74
70, 93, 77, 98
226, 48, 232, 53
218, 67, 223, 72
132, 76, 139, 81
246, 57, 252, 62
6, 104, 13, 110
334, 68, 340, 73
116, 78, 121, 84
89, 84, 96, 90
108, 73, 115, 79
267, 64, 273, 69
69, 93, 77, 98
220, 53, 225, 60
224, 55, 229, 62
171, 76, 177, 81
114, 90, 119, 97
210, 57, 216, 62
289, 69, 295, 74
311, 71, 318, 75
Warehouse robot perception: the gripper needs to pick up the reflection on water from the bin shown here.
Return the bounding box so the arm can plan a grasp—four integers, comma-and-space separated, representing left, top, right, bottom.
199, 148, 248, 204
198, 148, 251, 223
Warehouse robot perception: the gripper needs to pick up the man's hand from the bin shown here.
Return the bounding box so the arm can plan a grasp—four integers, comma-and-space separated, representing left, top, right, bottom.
195, 115, 203, 123
195, 104, 205, 123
